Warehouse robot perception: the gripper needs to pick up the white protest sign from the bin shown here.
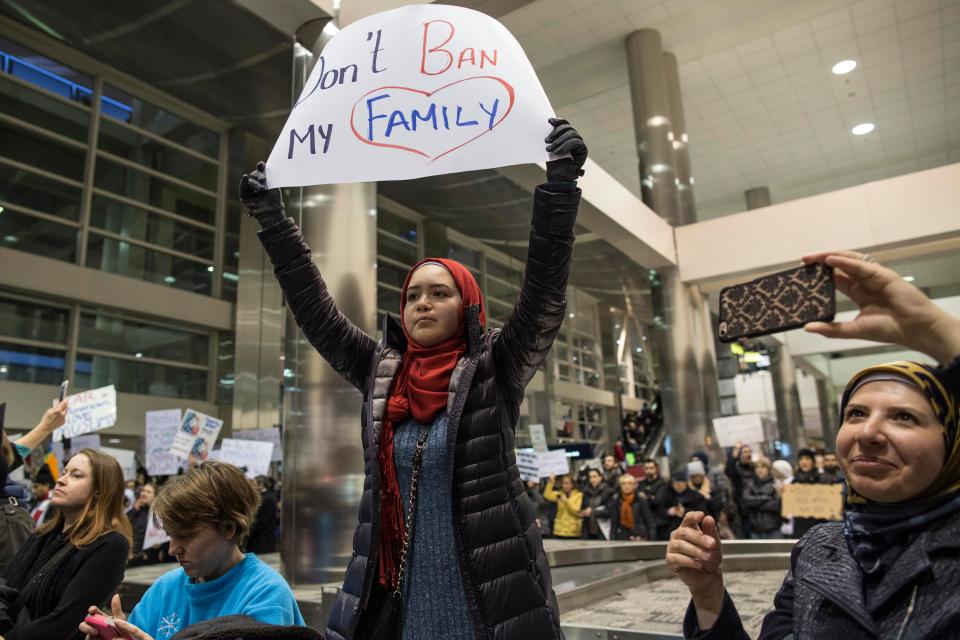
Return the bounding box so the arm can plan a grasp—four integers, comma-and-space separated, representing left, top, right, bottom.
517, 451, 540, 482
170, 409, 223, 464
69, 433, 101, 452
266, 4, 555, 187
232, 427, 283, 462
54, 385, 117, 441
101, 446, 137, 481
218, 438, 274, 478
145, 410, 182, 476
712, 413, 766, 449
528, 423, 548, 453
142, 508, 170, 550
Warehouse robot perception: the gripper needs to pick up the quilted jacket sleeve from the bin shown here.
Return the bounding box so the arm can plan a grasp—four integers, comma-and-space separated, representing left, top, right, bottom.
257, 217, 378, 392
494, 185, 580, 407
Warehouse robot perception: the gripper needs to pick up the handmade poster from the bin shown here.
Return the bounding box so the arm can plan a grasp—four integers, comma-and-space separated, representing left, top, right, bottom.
101, 446, 137, 481
69, 433, 101, 452
54, 385, 117, 441
515, 449, 570, 480
528, 423, 547, 452
217, 438, 274, 478
781, 483, 844, 520
145, 409, 182, 476
517, 451, 540, 482
142, 509, 170, 550
266, 3, 555, 187
231, 427, 283, 462
170, 409, 223, 464
712, 413, 765, 449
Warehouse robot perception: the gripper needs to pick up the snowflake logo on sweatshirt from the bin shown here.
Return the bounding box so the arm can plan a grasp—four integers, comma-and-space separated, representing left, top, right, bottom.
157, 612, 183, 639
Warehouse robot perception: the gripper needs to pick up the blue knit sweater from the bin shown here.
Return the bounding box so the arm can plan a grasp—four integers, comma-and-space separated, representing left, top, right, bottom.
394, 413, 475, 640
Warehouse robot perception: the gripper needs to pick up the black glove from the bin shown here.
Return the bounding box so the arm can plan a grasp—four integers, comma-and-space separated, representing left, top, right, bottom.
239, 161, 285, 227
545, 117, 588, 183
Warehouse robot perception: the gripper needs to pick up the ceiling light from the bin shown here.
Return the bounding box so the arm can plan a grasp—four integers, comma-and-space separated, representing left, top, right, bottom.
902, 276, 915, 282
207, 265, 215, 272
851, 122, 875, 135
3, 235, 16, 243
135, 352, 143, 358
0, 205, 4, 213
832, 59, 857, 75
163, 275, 176, 284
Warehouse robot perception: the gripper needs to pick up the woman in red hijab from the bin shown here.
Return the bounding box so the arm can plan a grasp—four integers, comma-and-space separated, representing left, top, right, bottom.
240, 118, 587, 640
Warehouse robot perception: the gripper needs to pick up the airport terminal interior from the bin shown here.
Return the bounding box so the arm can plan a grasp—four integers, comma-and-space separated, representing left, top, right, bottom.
0, 0, 958, 637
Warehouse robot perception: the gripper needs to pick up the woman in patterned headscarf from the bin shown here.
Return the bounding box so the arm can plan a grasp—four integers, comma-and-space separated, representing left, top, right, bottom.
666, 251, 960, 640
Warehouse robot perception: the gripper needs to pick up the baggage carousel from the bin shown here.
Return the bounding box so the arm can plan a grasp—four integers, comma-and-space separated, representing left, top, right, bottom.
120, 538, 794, 638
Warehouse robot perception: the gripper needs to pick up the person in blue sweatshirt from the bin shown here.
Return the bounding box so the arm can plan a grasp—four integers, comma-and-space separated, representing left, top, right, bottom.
80, 461, 304, 640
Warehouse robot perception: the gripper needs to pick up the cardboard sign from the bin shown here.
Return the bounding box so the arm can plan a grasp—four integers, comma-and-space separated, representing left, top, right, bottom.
712, 413, 765, 449
217, 438, 274, 478
231, 427, 283, 462
516, 449, 570, 480
781, 483, 844, 520
54, 385, 117, 441
69, 433, 101, 452
266, 4, 555, 187
101, 446, 137, 481
528, 423, 548, 453
170, 409, 223, 464
145, 410, 183, 476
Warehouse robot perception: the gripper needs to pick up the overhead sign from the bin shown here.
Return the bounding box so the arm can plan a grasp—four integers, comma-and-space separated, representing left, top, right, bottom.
218, 438, 274, 478
231, 427, 283, 462
781, 483, 844, 520
170, 409, 223, 465
145, 409, 183, 476
54, 385, 117, 441
266, 3, 555, 187
712, 413, 766, 449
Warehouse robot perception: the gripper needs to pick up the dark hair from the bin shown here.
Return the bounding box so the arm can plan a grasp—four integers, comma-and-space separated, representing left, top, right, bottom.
643, 458, 659, 467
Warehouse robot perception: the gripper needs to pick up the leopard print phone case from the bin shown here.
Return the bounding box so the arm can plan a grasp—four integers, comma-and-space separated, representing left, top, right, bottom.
717, 263, 835, 343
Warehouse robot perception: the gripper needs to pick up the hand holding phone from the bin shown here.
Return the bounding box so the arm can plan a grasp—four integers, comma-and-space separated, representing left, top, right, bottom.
83, 614, 130, 640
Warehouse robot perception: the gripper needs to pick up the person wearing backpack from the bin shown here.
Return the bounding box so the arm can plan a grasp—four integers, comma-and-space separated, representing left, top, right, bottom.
0, 429, 33, 576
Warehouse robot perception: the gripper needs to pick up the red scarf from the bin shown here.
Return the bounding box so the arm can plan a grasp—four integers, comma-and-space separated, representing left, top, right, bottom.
377, 258, 486, 589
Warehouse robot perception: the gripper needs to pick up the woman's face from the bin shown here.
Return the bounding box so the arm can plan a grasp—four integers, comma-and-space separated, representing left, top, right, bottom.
51, 453, 94, 512
798, 457, 814, 472
403, 264, 463, 347
755, 464, 770, 480
561, 476, 575, 493
167, 524, 238, 581
837, 380, 946, 503
588, 470, 603, 487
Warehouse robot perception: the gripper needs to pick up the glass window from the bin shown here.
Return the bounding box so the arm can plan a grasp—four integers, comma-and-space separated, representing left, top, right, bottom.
98, 118, 219, 191
0, 120, 86, 181
0, 295, 69, 344
0, 209, 77, 262
101, 85, 219, 158
377, 233, 418, 265
78, 313, 209, 365
487, 260, 521, 289
0, 168, 81, 220
378, 208, 418, 243
85, 233, 213, 295
89, 194, 214, 260
0, 37, 94, 105
0, 342, 65, 384
94, 157, 216, 225
75, 352, 207, 400
377, 286, 399, 315
448, 242, 481, 270
217, 333, 234, 406
221, 202, 241, 302
377, 262, 408, 290
0, 74, 89, 142
486, 276, 520, 302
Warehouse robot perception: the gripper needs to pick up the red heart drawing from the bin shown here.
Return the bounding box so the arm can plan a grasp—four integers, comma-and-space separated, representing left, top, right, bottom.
350, 75, 515, 162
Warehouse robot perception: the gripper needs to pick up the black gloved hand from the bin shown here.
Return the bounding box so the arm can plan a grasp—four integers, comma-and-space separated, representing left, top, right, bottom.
545, 117, 588, 183
239, 161, 285, 227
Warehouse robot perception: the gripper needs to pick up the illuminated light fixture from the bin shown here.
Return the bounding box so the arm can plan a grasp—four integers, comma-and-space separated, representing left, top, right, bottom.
207, 265, 215, 272
0, 366, 7, 374
650, 163, 671, 173
903, 275, 916, 282
647, 115, 668, 127
3, 235, 16, 243
0, 205, 4, 213
832, 59, 857, 75
222, 272, 239, 282
568, 312, 575, 318
852, 122, 875, 135
163, 275, 176, 284
135, 352, 143, 358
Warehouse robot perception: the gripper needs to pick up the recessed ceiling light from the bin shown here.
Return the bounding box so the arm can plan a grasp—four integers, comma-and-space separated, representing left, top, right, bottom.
207, 265, 215, 272
163, 275, 176, 284
852, 122, 875, 135
135, 352, 143, 358
902, 276, 916, 282
832, 59, 857, 75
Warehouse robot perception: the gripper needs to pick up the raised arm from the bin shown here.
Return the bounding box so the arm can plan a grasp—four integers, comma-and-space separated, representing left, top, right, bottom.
494, 119, 587, 403
14, 400, 67, 453
240, 163, 377, 392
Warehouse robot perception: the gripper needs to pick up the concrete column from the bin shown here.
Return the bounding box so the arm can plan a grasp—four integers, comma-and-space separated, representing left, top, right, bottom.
769, 344, 806, 451
744, 186, 771, 210
277, 17, 379, 585
816, 377, 840, 450
662, 51, 695, 226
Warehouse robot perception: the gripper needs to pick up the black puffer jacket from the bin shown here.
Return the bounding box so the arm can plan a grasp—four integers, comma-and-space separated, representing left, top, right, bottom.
257, 185, 580, 640
741, 477, 781, 534
684, 507, 960, 639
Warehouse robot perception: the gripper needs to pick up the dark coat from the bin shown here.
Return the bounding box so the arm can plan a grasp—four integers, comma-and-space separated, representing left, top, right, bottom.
600, 492, 657, 541
656, 485, 708, 540
741, 477, 782, 534
581, 483, 612, 537
683, 508, 960, 639
258, 186, 580, 640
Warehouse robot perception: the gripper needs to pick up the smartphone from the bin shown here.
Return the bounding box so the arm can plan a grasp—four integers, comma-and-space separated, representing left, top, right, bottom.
58, 380, 70, 402
717, 263, 835, 343
84, 614, 130, 640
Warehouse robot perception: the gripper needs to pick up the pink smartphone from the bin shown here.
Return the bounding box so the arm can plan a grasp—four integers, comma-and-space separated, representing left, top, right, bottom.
84, 614, 129, 640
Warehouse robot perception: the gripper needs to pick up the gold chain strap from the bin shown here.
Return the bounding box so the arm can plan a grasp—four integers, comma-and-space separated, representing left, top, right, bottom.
393, 423, 432, 598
